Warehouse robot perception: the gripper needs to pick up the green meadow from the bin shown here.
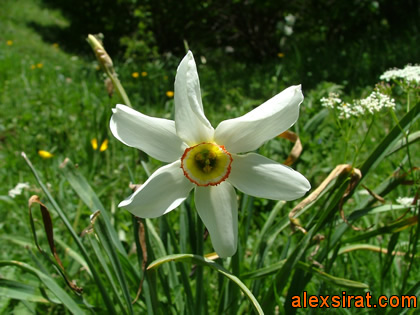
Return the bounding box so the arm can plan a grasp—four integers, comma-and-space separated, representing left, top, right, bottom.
1, 0, 419, 314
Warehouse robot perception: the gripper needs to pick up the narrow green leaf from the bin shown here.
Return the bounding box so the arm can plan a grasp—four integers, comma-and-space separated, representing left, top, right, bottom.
59, 158, 125, 254
386, 130, 420, 156
303, 108, 329, 134
242, 259, 286, 279
59, 159, 134, 313
145, 219, 175, 309
296, 261, 369, 289
28, 195, 83, 294
343, 216, 417, 243
313, 177, 352, 232
87, 232, 128, 314
132, 217, 157, 315
386, 280, 420, 315
0, 279, 53, 304
337, 244, 406, 256
1, 236, 92, 279
251, 201, 285, 265
161, 216, 194, 314
148, 254, 264, 315
381, 232, 400, 280
55, 238, 92, 277
95, 218, 133, 314
262, 226, 315, 309
195, 218, 204, 315
357, 159, 409, 210
0, 261, 84, 315
22, 153, 118, 314
358, 204, 413, 215
359, 102, 420, 182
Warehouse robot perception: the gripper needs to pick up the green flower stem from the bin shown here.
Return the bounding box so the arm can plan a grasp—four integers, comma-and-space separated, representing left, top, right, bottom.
148, 254, 264, 315
352, 115, 375, 166
195, 216, 204, 315
389, 108, 417, 191
110, 74, 133, 108
407, 89, 410, 112
228, 250, 240, 313
86, 34, 132, 108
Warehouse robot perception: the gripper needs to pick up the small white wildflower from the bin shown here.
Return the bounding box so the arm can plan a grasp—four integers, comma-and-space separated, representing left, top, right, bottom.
320, 92, 342, 109
284, 14, 296, 25
396, 197, 414, 207
358, 189, 371, 196
337, 103, 354, 119
284, 25, 294, 36
8, 182, 30, 198
352, 103, 365, 117
321, 91, 395, 120
358, 91, 396, 114
380, 64, 420, 84
225, 46, 234, 53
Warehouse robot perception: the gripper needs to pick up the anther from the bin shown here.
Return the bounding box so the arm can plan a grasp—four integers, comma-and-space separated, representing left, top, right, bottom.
203, 165, 212, 173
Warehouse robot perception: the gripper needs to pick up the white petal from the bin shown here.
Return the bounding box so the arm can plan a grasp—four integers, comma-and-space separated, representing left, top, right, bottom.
119, 160, 194, 218
195, 182, 238, 258
174, 51, 214, 145
214, 85, 304, 153
110, 104, 187, 163
228, 153, 310, 200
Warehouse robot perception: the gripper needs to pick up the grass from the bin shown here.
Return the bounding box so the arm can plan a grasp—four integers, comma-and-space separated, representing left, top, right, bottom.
1, 0, 419, 314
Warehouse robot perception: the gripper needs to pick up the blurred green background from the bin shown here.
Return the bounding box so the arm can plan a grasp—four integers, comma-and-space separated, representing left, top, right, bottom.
33, 0, 420, 89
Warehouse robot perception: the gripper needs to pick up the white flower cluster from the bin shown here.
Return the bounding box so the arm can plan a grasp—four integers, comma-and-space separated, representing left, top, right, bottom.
359, 91, 396, 114
8, 182, 30, 198
396, 196, 414, 207
380, 65, 420, 84
320, 91, 395, 119
320, 92, 341, 109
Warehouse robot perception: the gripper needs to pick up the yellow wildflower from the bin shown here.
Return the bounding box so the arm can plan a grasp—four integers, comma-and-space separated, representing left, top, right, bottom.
37, 63, 43, 69
31, 65, 36, 70
99, 139, 109, 152
6, 40, 13, 46
132, 72, 139, 78
91, 138, 108, 152
277, 52, 285, 58
38, 150, 54, 159
141, 71, 148, 77
91, 138, 98, 150
166, 91, 174, 98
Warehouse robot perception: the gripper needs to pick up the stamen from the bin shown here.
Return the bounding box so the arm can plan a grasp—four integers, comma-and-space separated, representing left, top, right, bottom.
203, 165, 212, 173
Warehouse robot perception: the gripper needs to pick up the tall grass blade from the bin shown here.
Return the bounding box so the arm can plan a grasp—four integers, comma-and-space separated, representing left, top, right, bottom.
359, 102, 420, 181
59, 158, 125, 254
148, 254, 264, 315
59, 159, 134, 313
0, 261, 84, 314
21, 153, 118, 313
0, 279, 55, 304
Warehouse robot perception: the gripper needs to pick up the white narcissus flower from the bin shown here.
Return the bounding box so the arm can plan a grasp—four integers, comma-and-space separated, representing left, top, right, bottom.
110, 51, 311, 258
